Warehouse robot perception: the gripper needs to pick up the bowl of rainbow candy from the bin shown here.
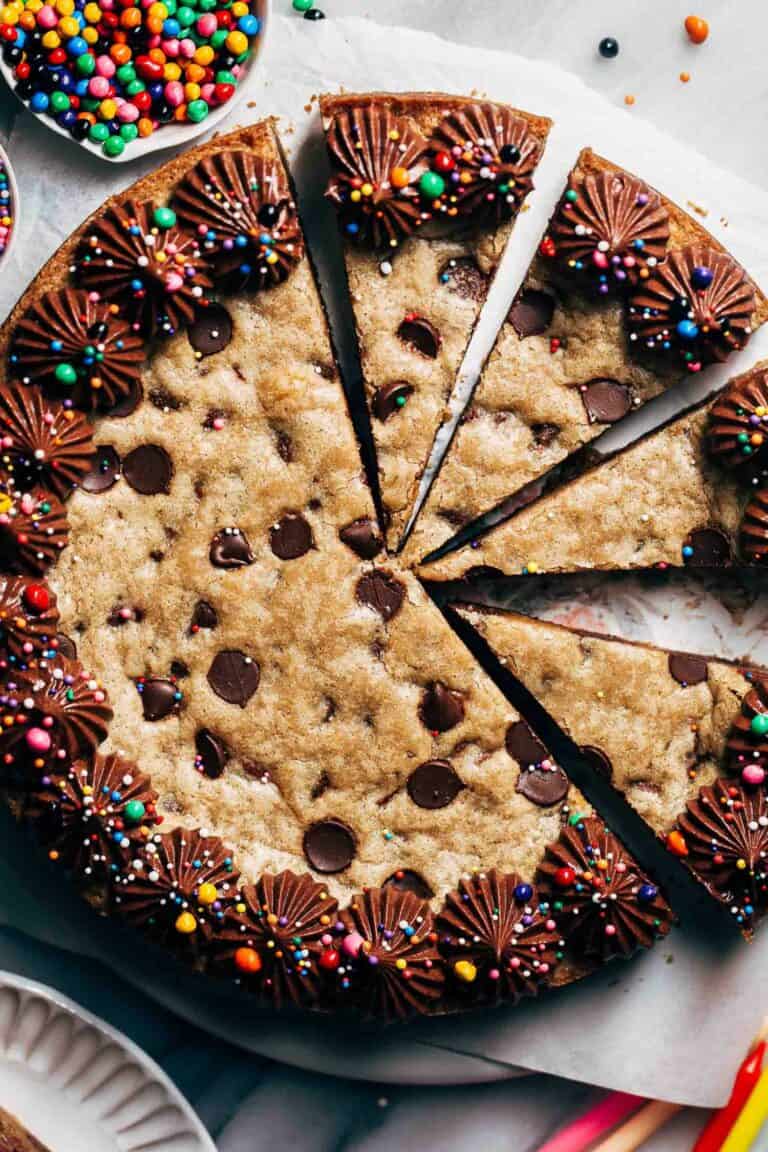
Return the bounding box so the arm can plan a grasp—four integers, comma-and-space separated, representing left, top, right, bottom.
0, 0, 269, 161
0, 144, 17, 268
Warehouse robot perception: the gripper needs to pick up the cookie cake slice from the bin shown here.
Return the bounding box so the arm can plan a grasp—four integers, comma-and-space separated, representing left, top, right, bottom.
0, 117, 671, 1018
419, 362, 768, 580
456, 605, 768, 937
404, 148, 768, 568
320, 91, 551, 549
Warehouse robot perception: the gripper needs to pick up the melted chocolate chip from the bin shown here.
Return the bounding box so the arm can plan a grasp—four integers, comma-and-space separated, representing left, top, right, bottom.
419, 681, 465, 732
139, 676, 179, 721
505, 720, 548, 766
532, 423, 561, 447
149, 388, 182, 412
188, 303, 233, 357
668, 652, 709, 686
122, 444, 173, 496
509, 289, 555, 337
397, 315, 440, 358
383, 869, 434, 899
373, 381, 414, 421
108, 380, 143, 418
339, 517, 383, 559
355, 570, 406, 622
276, 431, 293, 462
191, 599, 218, 630
439, 257, 489, 302
207, 649, 260, 707
579, 745, 613, 781
81, 446, 121, 493
170, 659, 189, 679
683, 528, 733, 567
581, 379, 632, 424
55, 632, 77, 659
407, 760, 464, 809
303, 818, 356, 873
311, 771, 330, 799
209, 528, 254, 568
195, 728, 229, 778
516, 764, 569, 806
269, 513, 313, 560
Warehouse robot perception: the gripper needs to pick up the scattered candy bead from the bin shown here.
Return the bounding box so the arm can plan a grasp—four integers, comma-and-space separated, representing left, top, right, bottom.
598, 36, 619, 58
684, 14, 709, 44
0, 152, 14, 263
291, 0, 312, 9
0, 0, 262, 156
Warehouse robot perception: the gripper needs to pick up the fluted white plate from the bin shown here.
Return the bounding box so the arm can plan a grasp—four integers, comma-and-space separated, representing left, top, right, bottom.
0, 971, 215, 1152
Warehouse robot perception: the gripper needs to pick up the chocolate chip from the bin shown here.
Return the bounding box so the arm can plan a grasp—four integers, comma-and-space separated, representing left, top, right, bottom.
122, 445, 173, 495
303, 818, 356, 873
170, 659, 189, 679
139, 676, 179, 721
195, 728, 229, 778
439, 257, 489, 302
419, 681, 465, 732
149, 388, 183, 412
311, 771, 330, 799
581, 379, 632, 424
188, 303, 233, 357
465, 565, 505, 582
505, 720, 548, 766
108, 380, 143, 418
383, 869, 434, 899
339, 517, 383, 559
683, 528, 733, 567
81, 446, 121, 493
532, 423, 561, 447
149, 549, 165, 562
207, 649, 260, 707
516, 764, 569, 806
397, 315, 440, 358
55, 632, 77, 659
276, 431, 293, 462
579, 745, 613, 781
355, 570, 406, 622
509, 288, 555, 337
407, 760, 464, 809
668, 652, 709, 686
269, 512, 313, 560
209, 528, 254, 568
373, 381, 414, 421
191, 599, 218, 630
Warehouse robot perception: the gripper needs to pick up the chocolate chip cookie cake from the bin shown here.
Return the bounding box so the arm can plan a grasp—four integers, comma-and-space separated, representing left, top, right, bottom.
320, 92, 551, 550
458, 606, 768, 937
0, 115, 674, 1020
419, 363, 768, 580
404, 148, 768, 569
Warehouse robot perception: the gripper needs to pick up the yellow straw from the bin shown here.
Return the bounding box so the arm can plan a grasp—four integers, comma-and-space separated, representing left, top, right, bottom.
721, 1066, 768, 1152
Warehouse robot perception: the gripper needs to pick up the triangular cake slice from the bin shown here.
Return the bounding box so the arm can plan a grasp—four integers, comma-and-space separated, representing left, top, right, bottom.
419, 363, 768, 579
405, 148, 768, 566
319, 92, 552, 549
458, 605, 768, 937
0, 119, 672, 1020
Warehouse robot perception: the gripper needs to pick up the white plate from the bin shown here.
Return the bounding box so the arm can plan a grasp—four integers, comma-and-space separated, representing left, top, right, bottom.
0, 0, 270, 164
0, 970, 216, 1152
0, 143, 18, 269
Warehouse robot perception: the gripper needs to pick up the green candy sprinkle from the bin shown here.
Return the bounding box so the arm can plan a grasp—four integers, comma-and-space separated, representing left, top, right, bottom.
187, 99, 209, 123
565, 189, 578, 202
120, 124, 139, 143
89, 122, 109, 143
419, 170, 446, 200
751, 714, 768, 736
124, 800, 146, 823
292, 0, 313, 9
54, 363, 78, 386
153, 206, 177, 229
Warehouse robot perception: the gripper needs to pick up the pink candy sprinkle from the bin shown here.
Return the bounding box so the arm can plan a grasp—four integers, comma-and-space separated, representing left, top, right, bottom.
26, 727, 52, 753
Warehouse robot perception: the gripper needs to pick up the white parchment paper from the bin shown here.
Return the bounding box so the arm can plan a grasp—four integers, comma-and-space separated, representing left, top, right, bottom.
2, 14, 768, 1108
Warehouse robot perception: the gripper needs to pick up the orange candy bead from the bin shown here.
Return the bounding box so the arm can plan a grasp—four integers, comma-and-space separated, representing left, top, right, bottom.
110, 42, 131, 64
666, 830, 688, 857
137, 117, 154, 137
234, 947, 262, 974
684, 15, 709, 44
120, 6, 141, 28
390, 166, 409, 189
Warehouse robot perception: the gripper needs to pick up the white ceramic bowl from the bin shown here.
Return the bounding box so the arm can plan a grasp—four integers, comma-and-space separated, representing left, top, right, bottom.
0, 143, 18, 267
0, 0, 270, 164
0, 970, 216, 1152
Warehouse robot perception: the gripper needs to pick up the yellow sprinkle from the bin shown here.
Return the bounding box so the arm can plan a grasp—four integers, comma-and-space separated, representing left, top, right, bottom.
175, 911, 197, 935
454, 960, 477, 984
197, 882, 218, 906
